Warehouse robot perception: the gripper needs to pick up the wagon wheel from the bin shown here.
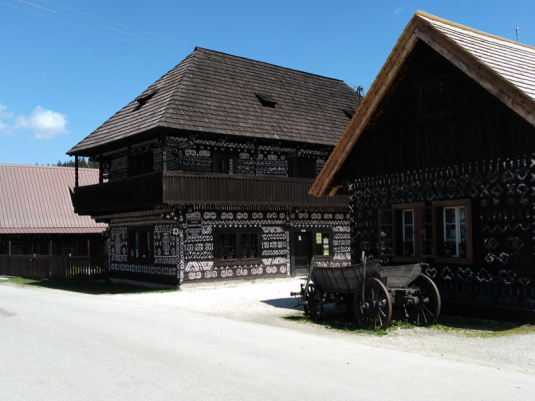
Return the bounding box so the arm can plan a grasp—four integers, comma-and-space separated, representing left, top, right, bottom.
407, 274, 441, 326
305, 285, 324, 321
354, 278, 392, 330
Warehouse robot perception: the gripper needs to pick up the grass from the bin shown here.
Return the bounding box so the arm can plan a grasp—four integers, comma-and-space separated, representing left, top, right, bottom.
283, 308, 535, 338
0, 277, 178, 295
282, 307, 415, 336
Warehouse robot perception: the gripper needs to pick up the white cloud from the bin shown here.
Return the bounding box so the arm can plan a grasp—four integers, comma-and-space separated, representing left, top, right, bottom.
0, 103, 69, 139
393, 7, 403, 14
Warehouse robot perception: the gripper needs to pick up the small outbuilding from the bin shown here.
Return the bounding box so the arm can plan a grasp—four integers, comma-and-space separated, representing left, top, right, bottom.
311, 12, 535, 311
0, 164, 107, 256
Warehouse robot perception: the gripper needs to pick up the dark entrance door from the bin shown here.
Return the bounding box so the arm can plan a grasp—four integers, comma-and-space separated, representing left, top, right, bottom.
293, 232, 312, 272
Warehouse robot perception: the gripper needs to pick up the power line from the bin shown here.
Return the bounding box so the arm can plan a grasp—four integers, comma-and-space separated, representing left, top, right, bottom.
39, 0, 190, 46
14, 0, 188, 51
0, 1, 183, 56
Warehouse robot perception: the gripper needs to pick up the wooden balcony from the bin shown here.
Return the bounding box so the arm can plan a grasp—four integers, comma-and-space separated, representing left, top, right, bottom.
73, 171, 347, 216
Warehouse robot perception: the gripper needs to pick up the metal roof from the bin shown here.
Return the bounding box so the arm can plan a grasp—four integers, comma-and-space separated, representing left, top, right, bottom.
68, 47, 361, 155
0, 164, 107, 234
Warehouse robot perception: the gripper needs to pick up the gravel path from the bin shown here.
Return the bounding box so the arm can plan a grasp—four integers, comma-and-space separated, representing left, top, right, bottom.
109, 277, 535, 375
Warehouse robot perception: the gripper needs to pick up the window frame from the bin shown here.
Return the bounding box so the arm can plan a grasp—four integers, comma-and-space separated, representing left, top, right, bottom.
380, 200, 472, 264
127, 226, 154, 263
417, 75, 453, 124
216, 228, 261, 267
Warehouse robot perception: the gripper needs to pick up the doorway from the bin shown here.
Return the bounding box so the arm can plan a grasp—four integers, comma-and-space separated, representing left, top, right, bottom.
293, 232, 312, 274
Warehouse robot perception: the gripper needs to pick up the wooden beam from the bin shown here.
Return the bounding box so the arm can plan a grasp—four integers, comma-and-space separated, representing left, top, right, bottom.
329, 186, 341, 197
74, 156, 79, 188
98, 151, 103, 184
161, 133, 167, 172
126, 143, 131, 178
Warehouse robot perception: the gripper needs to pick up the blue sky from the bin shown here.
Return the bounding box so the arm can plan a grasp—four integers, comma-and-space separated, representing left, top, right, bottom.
0, 0, 533, 165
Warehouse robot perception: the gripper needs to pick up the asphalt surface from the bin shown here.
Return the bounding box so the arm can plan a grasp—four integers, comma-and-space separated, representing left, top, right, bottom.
1, 284, 534, 401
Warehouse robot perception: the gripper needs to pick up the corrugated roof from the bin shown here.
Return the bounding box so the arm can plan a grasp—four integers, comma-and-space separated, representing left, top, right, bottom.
0, 164, 107, 234
68, 47, 361, 155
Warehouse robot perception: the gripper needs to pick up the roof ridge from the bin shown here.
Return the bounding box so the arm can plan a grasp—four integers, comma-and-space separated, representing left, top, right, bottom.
416, 10, 535, 52
194, 47, 345, 82
157, 50, 198, 129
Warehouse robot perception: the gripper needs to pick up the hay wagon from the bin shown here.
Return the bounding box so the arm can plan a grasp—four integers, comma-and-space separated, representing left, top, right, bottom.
291, 253, 441, 330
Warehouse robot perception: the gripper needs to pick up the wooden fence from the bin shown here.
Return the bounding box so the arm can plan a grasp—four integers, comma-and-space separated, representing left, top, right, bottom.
0, 255, 108, 281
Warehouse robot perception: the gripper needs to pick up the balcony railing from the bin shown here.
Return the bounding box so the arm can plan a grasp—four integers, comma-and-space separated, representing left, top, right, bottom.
73, 171, 347, 215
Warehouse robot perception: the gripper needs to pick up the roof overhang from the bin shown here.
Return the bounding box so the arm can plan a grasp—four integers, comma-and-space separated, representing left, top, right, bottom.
310, 10, 535, 197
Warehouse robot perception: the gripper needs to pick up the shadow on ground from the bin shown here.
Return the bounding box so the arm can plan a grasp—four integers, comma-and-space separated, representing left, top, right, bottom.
282, 305, 531, 335
261, 297, 302, 310
0, 277, 177, 295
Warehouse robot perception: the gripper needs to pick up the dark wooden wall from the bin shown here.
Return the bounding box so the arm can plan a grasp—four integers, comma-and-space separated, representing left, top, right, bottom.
336, 41, 535, 182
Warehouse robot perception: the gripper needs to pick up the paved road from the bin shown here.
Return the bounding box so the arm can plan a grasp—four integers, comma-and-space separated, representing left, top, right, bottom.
1, 284, 533, 400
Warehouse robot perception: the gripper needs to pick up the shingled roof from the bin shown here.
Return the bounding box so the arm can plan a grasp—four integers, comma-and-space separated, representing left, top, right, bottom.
68, 48, 361, 155
0, 164, 107, 234
311, 11, 535, 197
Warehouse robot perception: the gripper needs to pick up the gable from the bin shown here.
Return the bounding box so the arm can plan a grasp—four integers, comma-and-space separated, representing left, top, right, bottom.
311, 11, 535, 197
335, 41, 535, 181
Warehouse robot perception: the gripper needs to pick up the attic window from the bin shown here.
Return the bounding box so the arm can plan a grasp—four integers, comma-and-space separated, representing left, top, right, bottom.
342, 109, 355, 120
135, 90, 158, 107
255, 93, 277, 108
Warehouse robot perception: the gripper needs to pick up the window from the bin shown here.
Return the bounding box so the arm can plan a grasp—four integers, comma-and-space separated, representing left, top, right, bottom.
128, 228, 152, 259
213, 152, 237, 174
217, 230, 259, 264
402, 210, 415, 256
417, 77, 450, 123
443, 206, 467, 258
130, 151, 153, 176
289, 158, 316, 178
378, 200, 471, 263
315, 232, 330, 256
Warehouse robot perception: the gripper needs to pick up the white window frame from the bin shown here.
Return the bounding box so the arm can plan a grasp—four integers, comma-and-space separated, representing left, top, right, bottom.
443, 206, 465, 258
402, 209, 415, 256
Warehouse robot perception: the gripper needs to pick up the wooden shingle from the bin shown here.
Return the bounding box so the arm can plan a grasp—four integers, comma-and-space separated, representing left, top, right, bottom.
68, 48, 361, 155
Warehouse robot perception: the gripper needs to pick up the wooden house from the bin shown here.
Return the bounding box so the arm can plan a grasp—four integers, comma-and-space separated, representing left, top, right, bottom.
311, 11, 535, 312
67, 48, 360, 286
0, 164, 107, 256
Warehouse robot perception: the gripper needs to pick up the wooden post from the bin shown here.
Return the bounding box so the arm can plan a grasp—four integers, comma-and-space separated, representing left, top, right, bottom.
99, 151, 103, 184
127, 143, 131, 177
162, 133, 167, 172
75, 156, 79, 188
255, 141, 259, 176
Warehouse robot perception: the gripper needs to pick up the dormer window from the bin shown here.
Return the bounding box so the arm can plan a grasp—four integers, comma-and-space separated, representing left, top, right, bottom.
255, 93, 277, 108
135, 90, 158, 107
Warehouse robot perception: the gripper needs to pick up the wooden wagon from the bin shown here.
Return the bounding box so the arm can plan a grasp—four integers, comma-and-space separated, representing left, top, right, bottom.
291, 253, 441, 330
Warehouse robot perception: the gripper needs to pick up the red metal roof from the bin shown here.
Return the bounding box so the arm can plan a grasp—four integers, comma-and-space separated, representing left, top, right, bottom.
0, 164, 107, 234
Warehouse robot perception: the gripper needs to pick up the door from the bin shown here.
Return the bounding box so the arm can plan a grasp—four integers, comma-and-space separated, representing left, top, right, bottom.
293, 232, 311, 269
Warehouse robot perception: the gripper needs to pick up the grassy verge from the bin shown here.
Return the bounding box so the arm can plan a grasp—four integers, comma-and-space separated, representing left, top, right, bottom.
282, 311, 414, 336
283, 310, 535, 338
0, 277, 177, 295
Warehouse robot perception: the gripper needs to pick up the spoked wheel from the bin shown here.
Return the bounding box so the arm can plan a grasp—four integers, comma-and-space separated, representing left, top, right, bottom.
354, 278, 392, 330
305, 284, 324, 321
407, 274, 441, 326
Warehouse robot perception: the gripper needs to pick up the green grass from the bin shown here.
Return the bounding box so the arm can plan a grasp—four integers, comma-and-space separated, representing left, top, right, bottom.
282, 310, 414, 336
283, 309, 535, 338
0, 277, 178, 295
